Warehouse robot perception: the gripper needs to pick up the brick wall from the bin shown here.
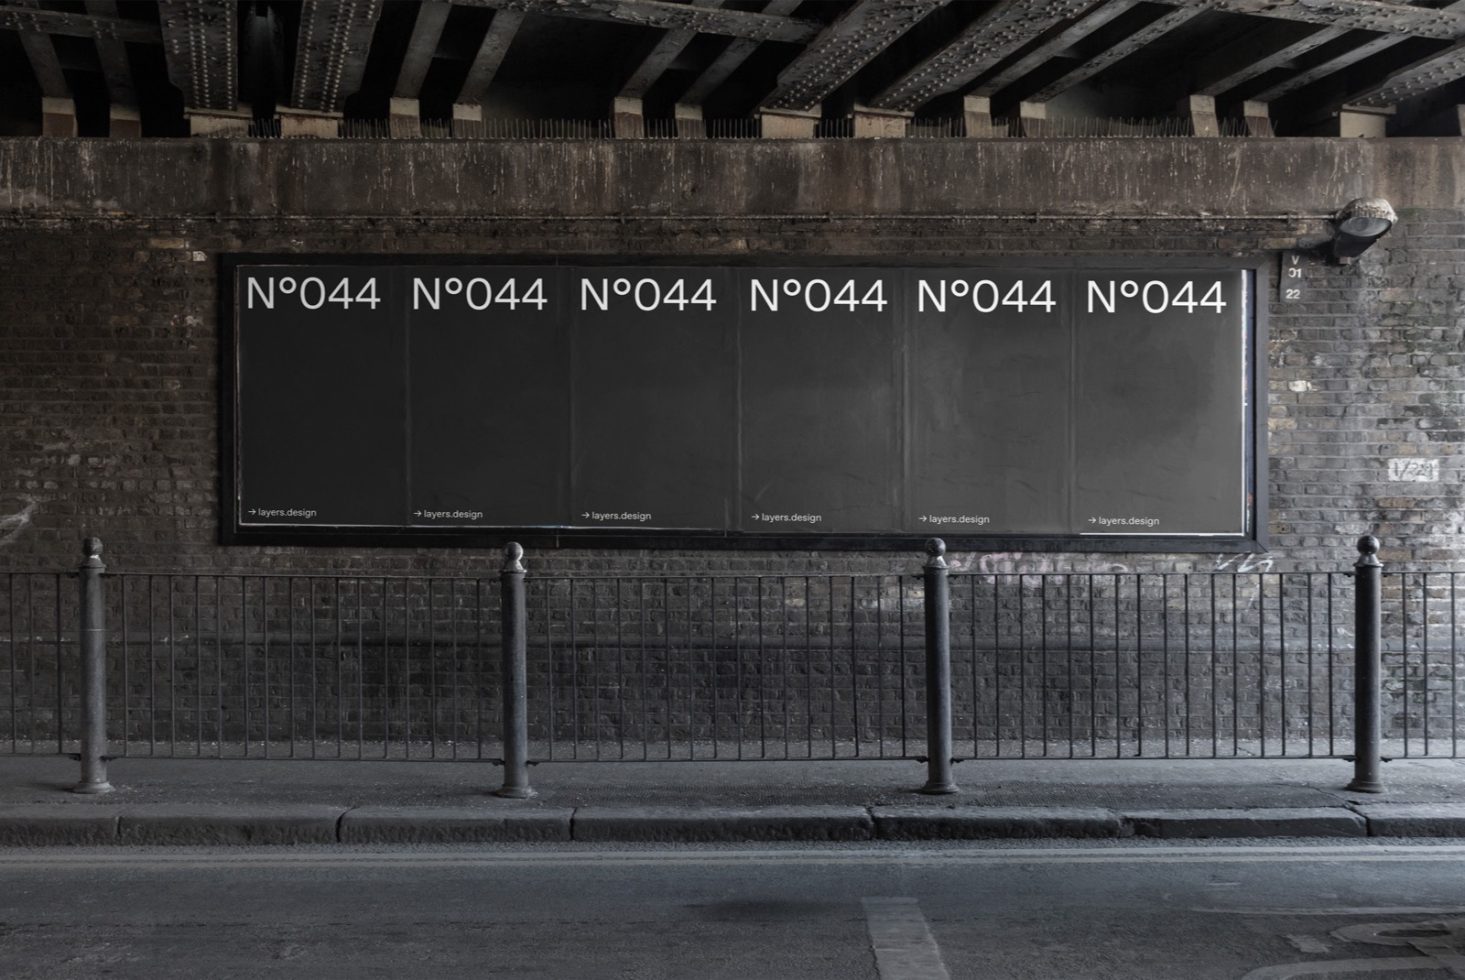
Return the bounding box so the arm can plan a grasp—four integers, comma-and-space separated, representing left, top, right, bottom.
0, 139, 1460, 754
1, 208, 1455, 575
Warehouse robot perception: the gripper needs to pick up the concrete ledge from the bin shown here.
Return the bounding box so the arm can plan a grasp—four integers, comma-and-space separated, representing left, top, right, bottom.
118, 805, 346, 845
572, 806, 874, 842
0, 806, 119, 845
1354, 803, 1465, 837
873, 806, 1125, 840
341, 807, 573, 843
1123, 807, 1367, 839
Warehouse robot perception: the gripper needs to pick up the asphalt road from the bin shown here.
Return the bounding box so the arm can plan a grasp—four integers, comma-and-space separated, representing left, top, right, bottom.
4, 840, 1465, 979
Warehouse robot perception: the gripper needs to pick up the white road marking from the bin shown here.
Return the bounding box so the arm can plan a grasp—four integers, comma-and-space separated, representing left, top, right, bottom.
863, 898, 951, 980
1242, 955, 1451, 978
1197, 907, 1465, 916
3, 843, 1465, 871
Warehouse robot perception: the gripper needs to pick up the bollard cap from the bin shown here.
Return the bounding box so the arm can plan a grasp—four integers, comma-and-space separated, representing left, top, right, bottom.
1355, 534, 1382, 568
80, 536, 104, 569
502, 541, 525, 574
925, 537, 947, 570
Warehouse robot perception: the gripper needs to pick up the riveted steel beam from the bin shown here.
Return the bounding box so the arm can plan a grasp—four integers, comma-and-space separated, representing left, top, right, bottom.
761, 0, 948, 113
1191, 24, 1346, 97
1027, 7, 1202, 102
457, 9, 523, 104
1249, 0, 1465, 103
1163, 0, 1465, 41
0, 2, 161, 43
158, 0, 237, 112
1347, 37, 1465, 107
85, 0, 137, 106
291, 0, 383, 112
620, 0, 722, 99
678, 0, 802, 106
870, 0, 1095, 112
969, 0, 1139, 99
452, 0, 818, 43
19, 32, 67, 98
395, 1, 451, 100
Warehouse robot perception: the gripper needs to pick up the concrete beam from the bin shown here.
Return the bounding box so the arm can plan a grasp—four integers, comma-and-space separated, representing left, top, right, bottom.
761, 0, 947, 114
451, 103, 484, 137
1015, 100, 1049, 137
1336, 105, 1393, 138
389, 98, 421, 139
1182, 94, 1219, 136
291, 0, 383, 113
40, 96, 76, 137
871, 0, 1094, 112
395, 1, 451, 100
613, 96, 646, 139
451, 0, 819, 43
279, 107, 341, 139
457, 10, 524, 106
184, 104, 251, 137
108, 104, 143, 139
962, 95, 1001, 137
852, 105, 911, 138
758, 107, 819, 138
1, 138, 1463, 218
158, 0, 237, 112
677, 0, 803, 107
1241, 100, 1274, 137
674, 103, 705, 138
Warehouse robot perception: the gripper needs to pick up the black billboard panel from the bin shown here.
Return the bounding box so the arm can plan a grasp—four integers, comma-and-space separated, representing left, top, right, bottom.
226, 258, 1258, 547
236, 266, 406, 526
1072, 271, 1248, 536
570, 268, 737, 530
908, 270, 1070, 535
407, 267, 569, 527
738, 269, 902, 533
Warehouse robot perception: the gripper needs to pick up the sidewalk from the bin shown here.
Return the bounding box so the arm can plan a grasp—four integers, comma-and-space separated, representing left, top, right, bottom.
1, 754, 1463, 845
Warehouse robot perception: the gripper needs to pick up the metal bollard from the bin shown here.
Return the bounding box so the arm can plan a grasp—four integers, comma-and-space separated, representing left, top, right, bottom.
495, 542, 535, 799
75, 536, 113, 794
920, 538, 959, 795
1348, 535, 1384, 794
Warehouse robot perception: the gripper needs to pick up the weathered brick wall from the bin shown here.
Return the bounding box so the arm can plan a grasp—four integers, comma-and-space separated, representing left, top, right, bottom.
0, 209, 1454, 576
0, 139, 1461, 754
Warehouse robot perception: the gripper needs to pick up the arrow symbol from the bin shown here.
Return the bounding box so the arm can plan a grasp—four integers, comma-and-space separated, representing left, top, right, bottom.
919, 516, 928, 523
247, 509, 257, 515
1088, 517, 1096, 524
581, 512, 590, 519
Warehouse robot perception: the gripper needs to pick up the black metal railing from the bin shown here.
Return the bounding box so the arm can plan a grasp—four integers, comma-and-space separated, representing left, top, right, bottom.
1, 537, 1462, 796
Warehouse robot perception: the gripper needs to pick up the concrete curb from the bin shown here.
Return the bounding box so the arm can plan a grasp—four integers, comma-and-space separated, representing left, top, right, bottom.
873, 806, 1126, 840
117, 805, 347, 845
0, 806, 119, 845
572, 806, 875, 842
1122, 807, 1368, 839
341, 807, 574, 843
3, 802, 1465, 845
1353, 803, 1465, 837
